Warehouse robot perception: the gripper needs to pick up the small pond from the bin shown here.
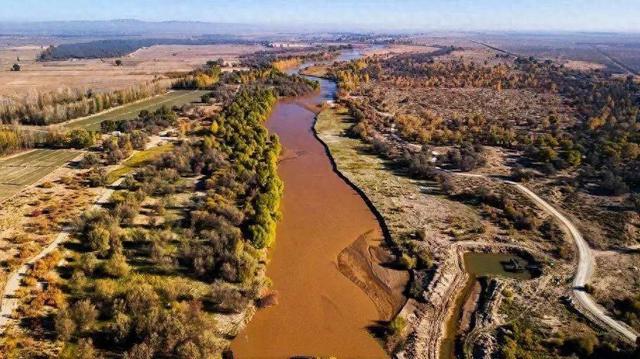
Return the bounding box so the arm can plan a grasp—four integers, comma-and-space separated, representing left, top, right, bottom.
463, 252, 539, 280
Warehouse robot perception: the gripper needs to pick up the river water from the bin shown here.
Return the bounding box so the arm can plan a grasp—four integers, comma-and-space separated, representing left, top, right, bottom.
231, 57, 389, 357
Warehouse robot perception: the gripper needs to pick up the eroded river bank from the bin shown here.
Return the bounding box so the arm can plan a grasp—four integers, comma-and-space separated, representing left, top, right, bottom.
232, 63, 407, 357
440, 252, 538, 359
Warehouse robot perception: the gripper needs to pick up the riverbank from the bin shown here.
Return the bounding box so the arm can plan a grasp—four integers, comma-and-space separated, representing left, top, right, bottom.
232, 78, 398, 357
313, 106, 573, 358
314, 106, 470, 355
312, 104, 410, 321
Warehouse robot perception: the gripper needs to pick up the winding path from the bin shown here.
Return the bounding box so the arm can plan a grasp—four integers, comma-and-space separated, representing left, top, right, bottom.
0, 179, 122, 334
507, 180, 639, 343
0, 229, 71, 333
456, 172, 638, 342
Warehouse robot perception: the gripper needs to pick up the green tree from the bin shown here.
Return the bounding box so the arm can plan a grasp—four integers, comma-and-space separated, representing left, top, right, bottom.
566, 149, 582, 167
67, 129, 95, 149
564, 334, 598, 357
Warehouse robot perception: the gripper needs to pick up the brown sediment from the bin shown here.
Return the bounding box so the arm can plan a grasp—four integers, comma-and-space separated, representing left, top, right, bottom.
459, 281, 482, 335
337, 230, 408, 321
232, 79, 397, 357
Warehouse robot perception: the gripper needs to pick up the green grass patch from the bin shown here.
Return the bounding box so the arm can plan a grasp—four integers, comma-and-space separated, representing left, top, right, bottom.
65, 90, 209, 131
0, 149, 80, 201
316, 106, 351, 134
106, 144, 173, 184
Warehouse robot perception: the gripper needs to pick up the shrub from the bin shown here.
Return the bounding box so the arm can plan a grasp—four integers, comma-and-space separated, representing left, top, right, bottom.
599, 171, 629, 196
102, 253, 130, 278
563, 334, 598, 357
400, 253, 417, 269
584, 283, 596, 295
78, 253, 99, 275
54, 308, 76, 341
78, 153, 100, 169
75, 338, 97, 359
87, 226, 110, 254
511, 167, 536, 182
40, 181, 53, 188
86, 168, 107, 187
387, 315, 407, 337
72, 299, 98, 334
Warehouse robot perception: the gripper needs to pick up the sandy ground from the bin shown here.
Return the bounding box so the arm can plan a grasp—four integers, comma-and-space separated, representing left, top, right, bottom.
592, 250, 640, 330
337, 230, 408, 320
0, 44, 263, 99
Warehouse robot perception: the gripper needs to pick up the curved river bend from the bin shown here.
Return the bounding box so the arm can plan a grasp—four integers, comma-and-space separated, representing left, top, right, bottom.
232, 63, 389, 357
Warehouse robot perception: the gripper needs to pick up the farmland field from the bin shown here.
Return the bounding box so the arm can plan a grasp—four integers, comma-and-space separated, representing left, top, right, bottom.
64, 90, 209, 130
0, 149, 80, 202
0, 44, 263, 99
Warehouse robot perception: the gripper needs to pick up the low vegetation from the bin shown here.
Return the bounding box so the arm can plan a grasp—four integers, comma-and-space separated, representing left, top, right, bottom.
614, 293, 640, 332
334, 52, 640, 195
321, 46, 640, 358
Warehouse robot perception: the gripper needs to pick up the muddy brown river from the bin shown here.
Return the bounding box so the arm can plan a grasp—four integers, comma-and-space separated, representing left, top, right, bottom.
231, 73, 389, 357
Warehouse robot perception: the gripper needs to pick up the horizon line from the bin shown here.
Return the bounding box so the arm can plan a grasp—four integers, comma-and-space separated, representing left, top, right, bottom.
0, 18, 639, 35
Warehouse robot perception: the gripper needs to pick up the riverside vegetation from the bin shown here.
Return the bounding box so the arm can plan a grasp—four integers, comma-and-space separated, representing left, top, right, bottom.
0, 60, 318, 357
323, 48, 640, 358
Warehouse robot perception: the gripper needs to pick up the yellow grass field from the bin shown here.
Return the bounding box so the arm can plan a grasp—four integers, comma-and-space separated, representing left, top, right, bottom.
0, 44, 263, 99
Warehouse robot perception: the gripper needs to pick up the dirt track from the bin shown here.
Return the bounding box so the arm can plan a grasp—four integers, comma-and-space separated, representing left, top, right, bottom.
457, 172, 639, 343
509, 180, 639, 343
0, 178, 122, 333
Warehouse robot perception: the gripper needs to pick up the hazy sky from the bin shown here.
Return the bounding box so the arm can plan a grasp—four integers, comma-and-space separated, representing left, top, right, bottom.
3, 0, 640, 32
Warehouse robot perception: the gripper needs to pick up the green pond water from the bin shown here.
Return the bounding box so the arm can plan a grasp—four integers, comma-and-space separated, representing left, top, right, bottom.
463, 252, 534, 280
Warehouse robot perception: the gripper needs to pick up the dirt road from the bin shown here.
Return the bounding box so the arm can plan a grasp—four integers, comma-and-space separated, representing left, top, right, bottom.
0, 178, 123, 334
0, 229, 70, 333
508, 180, 639, 343
455, 171, 638, 342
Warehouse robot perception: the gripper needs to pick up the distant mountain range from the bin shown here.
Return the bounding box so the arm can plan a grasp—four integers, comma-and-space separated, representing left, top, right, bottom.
0, 19, 270, 37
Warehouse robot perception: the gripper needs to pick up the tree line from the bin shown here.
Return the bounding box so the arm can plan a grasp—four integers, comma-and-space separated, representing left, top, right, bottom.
29, 87, 283, 358
38, 37, 253, 61
240, 46, 349, 69
0, 82, 165, 125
